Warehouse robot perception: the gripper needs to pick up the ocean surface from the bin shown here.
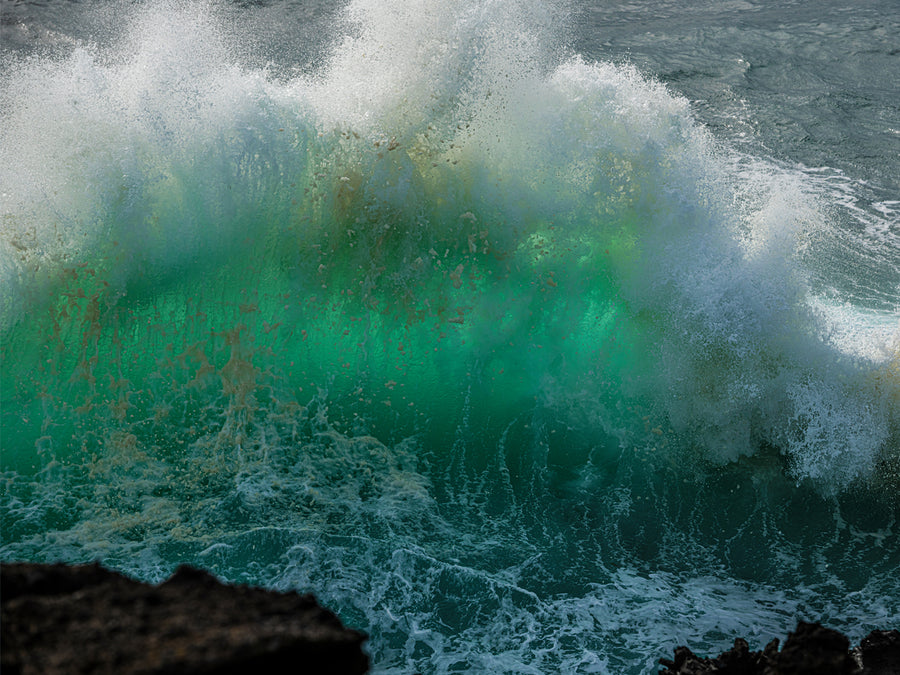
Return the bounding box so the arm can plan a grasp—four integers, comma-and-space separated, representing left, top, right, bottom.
2, 0, 898, 671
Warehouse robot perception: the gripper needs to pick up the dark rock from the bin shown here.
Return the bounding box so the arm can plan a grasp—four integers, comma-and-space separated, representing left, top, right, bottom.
767, 621, 856, 674
859, 630, 900, 675
657, 644, 714, 674
658, 638, 770, 674
1, 561, 369, 675
660, 622, 900, 675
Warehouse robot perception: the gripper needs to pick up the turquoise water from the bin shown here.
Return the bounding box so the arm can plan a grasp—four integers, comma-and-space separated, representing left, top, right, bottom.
2, 0, 898, 672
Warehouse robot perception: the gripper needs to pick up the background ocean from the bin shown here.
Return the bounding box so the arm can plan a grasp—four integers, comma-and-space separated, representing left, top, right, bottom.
1, 0, 898, 672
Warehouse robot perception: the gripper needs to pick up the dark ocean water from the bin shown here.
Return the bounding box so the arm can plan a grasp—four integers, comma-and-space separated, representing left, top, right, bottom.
2, 0, 899, 672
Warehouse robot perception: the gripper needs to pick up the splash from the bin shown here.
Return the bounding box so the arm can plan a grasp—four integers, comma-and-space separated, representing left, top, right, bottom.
2, 0, 895, 486
1, 0, 899, 671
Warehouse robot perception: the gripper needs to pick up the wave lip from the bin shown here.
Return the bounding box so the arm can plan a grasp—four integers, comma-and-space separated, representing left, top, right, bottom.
2, 0, 898, 492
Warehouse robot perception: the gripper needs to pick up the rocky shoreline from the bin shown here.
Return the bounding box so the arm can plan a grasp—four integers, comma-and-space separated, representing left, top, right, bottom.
2, 561, 898, 674
1, 562, 369, 675
659, 621, 900, 675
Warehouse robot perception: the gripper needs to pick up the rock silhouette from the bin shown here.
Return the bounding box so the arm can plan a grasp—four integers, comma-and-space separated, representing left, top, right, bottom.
659, 620, 900, 675
1, 562, 369, 675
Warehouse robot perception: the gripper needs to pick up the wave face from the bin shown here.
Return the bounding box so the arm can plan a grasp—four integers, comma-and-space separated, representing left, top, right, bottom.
2, 0, 899, 671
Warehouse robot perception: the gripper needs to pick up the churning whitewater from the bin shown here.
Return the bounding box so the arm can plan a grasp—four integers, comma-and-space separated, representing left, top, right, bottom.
1, 0, 898, 672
